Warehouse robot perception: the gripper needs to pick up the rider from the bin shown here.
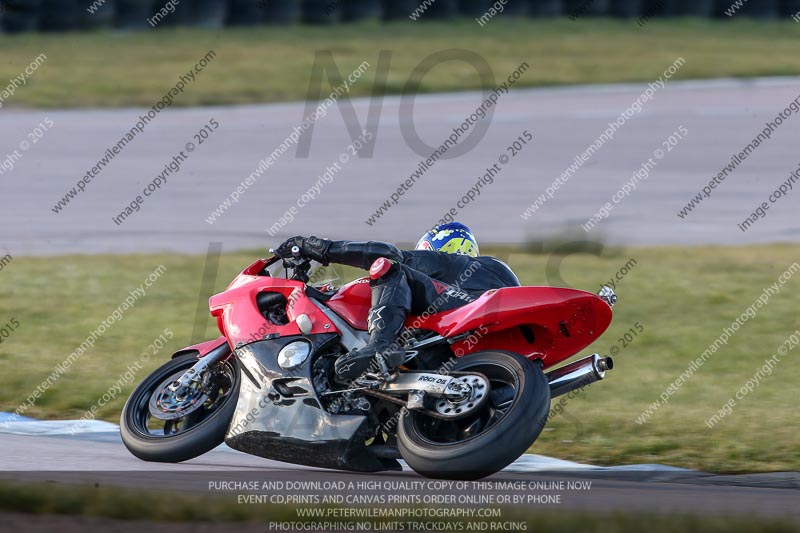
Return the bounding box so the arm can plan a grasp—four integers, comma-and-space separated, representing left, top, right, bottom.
276, 222, 520, 381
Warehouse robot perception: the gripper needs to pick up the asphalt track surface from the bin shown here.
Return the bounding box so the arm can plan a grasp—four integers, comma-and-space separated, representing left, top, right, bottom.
3, 77, 800, 256
1, 420, 799, 519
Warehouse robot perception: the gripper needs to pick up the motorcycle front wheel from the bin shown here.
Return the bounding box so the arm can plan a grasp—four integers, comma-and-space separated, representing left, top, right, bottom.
397, 351, 549, 480
120, 353, 240, 463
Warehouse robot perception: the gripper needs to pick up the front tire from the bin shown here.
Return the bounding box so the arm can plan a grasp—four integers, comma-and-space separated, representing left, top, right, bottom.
120, 353, 240, 463
397, 351, 549, 480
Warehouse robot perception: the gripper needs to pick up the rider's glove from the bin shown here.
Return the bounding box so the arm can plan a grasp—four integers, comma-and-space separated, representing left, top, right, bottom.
276, 236, 332, 265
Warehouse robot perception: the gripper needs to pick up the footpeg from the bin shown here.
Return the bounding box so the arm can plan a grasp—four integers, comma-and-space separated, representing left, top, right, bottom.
407, 390, 426, 410
375, 353, 392, 381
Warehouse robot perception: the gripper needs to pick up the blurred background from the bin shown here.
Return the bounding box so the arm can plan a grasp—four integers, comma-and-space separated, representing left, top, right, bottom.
1, 0, 799, 33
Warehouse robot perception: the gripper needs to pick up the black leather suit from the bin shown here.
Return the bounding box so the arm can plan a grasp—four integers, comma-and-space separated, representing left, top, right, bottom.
285, 237, 521, 379
325, 240, 520, 315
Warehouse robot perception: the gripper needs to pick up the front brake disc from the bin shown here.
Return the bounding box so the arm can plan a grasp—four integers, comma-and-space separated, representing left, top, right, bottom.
148, 370, 208, 421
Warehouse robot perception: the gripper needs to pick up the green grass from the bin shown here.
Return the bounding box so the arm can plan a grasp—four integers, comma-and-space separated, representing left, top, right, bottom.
1, 481, 798, 530
0, 481, 293, 523
1, 244, 799, 473
2, 18, 800, 108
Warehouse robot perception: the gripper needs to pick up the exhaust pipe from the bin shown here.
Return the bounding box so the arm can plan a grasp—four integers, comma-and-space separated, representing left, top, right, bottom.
545, 354, 613, 398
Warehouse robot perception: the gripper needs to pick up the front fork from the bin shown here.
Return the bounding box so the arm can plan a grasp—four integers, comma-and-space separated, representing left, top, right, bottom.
168, 342, 231, 397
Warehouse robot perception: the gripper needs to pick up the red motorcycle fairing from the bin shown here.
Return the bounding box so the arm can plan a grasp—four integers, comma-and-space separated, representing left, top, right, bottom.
325, 277, 612, 369
196, 260, 611, 370
324, 277, 372, 330
207, 259, 342, 348
414, 286, 612, 368
170, 336, 228, 359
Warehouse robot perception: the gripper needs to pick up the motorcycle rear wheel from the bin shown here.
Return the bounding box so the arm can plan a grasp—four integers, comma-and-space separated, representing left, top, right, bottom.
120, 353, 240, 463
397, 351, 549, 480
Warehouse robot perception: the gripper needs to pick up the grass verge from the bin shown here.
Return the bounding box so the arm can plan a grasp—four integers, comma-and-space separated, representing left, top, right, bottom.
1, 19, 800, 108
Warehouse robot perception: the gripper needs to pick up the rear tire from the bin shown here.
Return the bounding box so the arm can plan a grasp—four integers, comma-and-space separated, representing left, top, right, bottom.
397, 351, 549, 480
120, 353, 240, 463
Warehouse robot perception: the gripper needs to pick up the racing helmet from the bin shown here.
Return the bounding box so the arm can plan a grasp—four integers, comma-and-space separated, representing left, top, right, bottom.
415, 222, 479, 257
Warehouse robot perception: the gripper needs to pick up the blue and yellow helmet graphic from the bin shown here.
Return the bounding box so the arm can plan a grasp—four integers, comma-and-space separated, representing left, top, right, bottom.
415, 222, 479, 257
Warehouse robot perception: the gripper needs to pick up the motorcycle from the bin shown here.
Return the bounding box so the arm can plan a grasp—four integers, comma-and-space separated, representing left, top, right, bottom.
121, 247, 617, 480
